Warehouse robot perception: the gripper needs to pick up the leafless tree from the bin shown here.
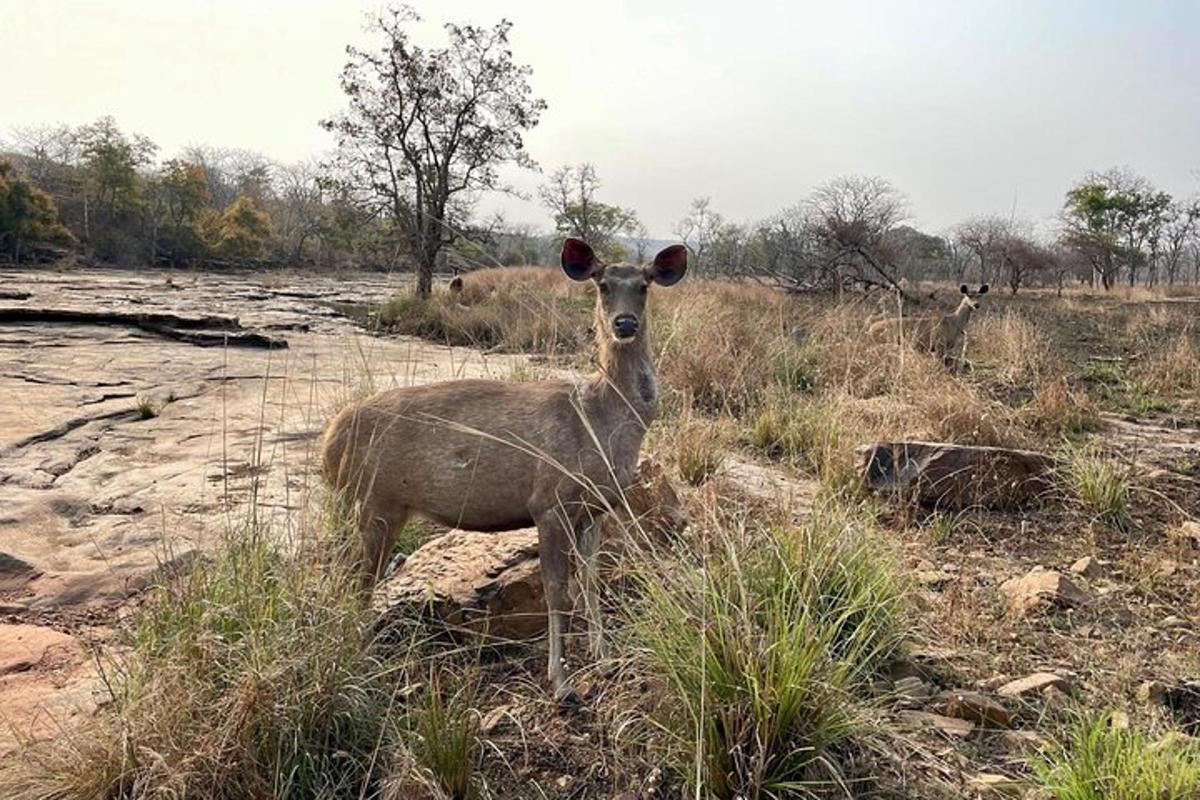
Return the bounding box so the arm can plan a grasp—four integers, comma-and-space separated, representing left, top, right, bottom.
805, 174, 909, 292
539, 163, 640, 261
954, 215, 1012, 285
673, 196, 723, 271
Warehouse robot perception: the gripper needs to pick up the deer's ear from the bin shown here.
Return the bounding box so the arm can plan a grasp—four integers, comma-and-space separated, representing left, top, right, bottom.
978, 284, 989, 295
561, 238, 597, 281
648, 244, 688, 287
960, 284, 969, 294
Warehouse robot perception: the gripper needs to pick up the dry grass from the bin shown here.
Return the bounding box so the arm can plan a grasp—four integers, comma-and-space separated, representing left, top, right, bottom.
380, 267, 592, 353
970, 308, 1055, 386
1139, 328, 1200, 396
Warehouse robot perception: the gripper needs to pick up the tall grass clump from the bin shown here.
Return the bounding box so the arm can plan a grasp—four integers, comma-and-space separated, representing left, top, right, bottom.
1139, 330, 1200, 397
653, 283, 810, 416
745, 393, 860, 491
379, 267, 592, 354
0, 526, 406, 800
624, 503, 908, 798
400, 668, 481, 800
1034, 713, 1200, 799
1063, 445, 1133, 533
674, 413, 727, 486
971, 309, 1054, 386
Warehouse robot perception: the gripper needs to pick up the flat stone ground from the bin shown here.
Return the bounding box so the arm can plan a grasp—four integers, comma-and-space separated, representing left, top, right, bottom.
0, 267, 527, 754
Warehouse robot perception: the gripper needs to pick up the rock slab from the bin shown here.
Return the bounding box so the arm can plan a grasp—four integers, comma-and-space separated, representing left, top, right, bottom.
1000, 567, 1091, 616
373, 529, 545, 642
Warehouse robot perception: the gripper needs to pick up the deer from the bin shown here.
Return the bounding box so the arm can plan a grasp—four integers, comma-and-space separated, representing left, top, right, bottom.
321, 238, 688, 704
868, 283, 988, 361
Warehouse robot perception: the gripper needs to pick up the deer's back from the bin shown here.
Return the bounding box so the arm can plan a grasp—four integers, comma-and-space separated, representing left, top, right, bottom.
322, 378, 626, 529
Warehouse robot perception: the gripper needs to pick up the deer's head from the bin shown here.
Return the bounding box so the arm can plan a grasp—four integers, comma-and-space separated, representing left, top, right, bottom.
957, 283, 989, 312
561, 238, 687, 345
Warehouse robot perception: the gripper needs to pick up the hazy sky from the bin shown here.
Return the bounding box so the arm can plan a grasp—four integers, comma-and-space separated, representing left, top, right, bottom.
5, 0, 1198, 237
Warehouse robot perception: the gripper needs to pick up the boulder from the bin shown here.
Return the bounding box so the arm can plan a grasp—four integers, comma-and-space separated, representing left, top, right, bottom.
1000, 567, 1091, 616
373, 529, 545, 643
371, 459, 686, 643
937, 690, 1012, 729
857, 441, 1054, 509
997, 672, 1072, 698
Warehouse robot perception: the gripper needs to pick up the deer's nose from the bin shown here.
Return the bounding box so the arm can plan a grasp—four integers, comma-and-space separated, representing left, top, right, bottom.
613, 314, 639, 338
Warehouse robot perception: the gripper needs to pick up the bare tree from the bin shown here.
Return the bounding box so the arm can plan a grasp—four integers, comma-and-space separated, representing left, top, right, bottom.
539, 163, 639, 261
806, 174, 908, 292
673, 196, 723, 271
1159, 197, 1200, 285
954, 216, 1012, 285
323, 6, 545, 297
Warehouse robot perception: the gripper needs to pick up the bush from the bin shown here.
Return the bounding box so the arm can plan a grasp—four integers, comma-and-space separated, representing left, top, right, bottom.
0, 526, 402, 800
623, 503, 908, 798
1064, 445, 1133, 533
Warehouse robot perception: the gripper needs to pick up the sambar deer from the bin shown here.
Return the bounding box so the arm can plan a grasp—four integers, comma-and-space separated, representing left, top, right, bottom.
868, 283, 989, 361
321, 238, 687, 703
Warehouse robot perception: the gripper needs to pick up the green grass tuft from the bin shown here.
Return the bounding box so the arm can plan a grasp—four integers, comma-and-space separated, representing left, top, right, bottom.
1064, 445, 1133, 533
623, 502, 908, 798
1034, 713, 1200, 799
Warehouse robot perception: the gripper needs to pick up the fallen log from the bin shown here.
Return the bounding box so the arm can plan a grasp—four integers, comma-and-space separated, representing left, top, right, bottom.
0, 307, 287, 349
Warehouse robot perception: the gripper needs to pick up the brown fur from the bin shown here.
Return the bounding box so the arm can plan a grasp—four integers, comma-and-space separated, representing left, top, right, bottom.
321, 239, 687, 702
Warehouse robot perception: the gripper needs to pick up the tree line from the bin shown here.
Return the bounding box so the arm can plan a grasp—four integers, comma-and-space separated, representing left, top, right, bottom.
3, 4, 1198, 298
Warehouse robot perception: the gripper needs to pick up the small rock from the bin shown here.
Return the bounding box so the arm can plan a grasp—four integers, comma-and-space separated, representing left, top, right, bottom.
555, 775, 572, 790
0, 552, 41, 592
1110, 710, 1131, 730
1000, 567, 1091, 616
976, 674, 1012, 692
893, 676, 935, 707
939, 690, 1012, 729
1070, 556, 1100, 579
1041, 684, 1069, 707
1171, 520, 1200, 547
997, 672, 1072, 698
480, 705, 512, 734
0, 624, 78, 676
917, 570, 956, 588
1000, 729, 1049, 751
898, 710, 975, 738
967, 772, 1024, 797
1139, 680, 1167, 705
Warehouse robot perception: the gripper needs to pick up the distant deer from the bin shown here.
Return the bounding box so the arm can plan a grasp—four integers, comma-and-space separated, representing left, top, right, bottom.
321, 238, 687, 704
869, 283, 988, 360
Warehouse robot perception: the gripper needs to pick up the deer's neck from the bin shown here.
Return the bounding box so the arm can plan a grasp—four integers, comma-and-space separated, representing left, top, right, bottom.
589, 318, 659, 422
953, 301, 974, 327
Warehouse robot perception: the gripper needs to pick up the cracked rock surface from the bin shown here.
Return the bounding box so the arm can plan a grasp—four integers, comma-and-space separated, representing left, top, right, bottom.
0, 267, 527, 752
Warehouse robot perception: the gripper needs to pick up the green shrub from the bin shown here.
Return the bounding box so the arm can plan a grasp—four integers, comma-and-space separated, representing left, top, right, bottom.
1034, 713, 1200, 799
624, 503, 907, 798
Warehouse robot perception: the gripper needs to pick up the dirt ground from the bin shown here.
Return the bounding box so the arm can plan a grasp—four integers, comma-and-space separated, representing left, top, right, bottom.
2, 269, 1200, 796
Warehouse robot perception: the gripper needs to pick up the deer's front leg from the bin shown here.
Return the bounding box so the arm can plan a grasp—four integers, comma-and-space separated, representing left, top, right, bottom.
578, 519, 608, 662
535, 508, 578, 706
